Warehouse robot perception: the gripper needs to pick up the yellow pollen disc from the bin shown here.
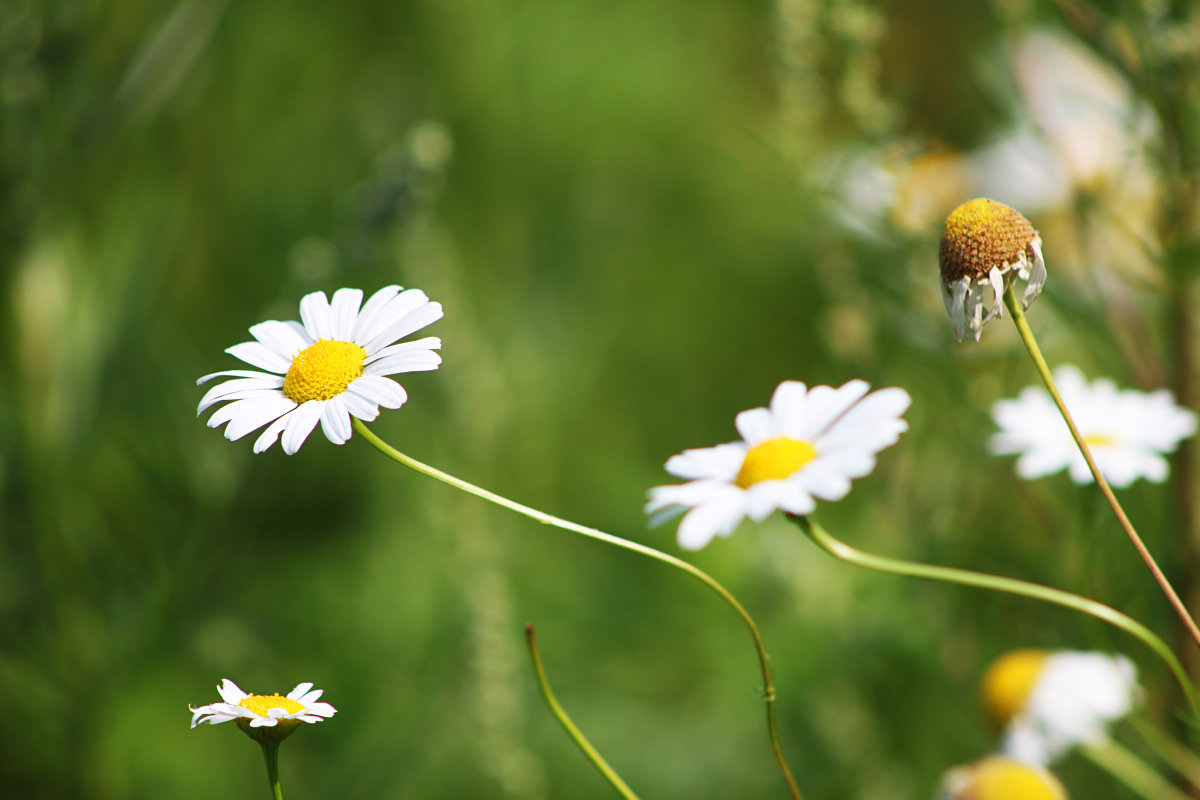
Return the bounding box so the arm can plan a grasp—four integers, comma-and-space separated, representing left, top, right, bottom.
238, 693, 306, 718
939, 198, 1038, 283
981, 649, 1050, 728
1084, 434, 1114, 448
963, 757, 1068, 800
736, 438, 817, 489
283, 339, 366, 403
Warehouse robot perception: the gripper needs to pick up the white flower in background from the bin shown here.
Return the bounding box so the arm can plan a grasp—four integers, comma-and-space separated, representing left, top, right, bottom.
981, 649, 1139, 765
190, 679, 337, 731
990, 365, 1197, 488
937, 755, 1068, 800
938, 198, 1046, 342
198, 286, 442, 454
646, 379, 910, 550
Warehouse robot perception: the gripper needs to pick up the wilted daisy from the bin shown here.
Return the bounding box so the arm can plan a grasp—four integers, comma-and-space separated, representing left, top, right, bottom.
939, 198, 1046, 342
981, 649, 1139, 765
990, 365, 1197, 488
198, 286, 442, 454
646, 379, 910, 551
190, 679, 337, 742
937, 755, 1068, 800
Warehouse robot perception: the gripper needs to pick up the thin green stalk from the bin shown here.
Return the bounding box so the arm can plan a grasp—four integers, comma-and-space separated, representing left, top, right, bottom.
258, 741, 284, 800
1004, 286, 1200, 650
525, 624, 640, 800
1131, 716, 1200, 790
1081, 740, 1193, 800
353, 418, 804, 800
794, 516, 1200, 719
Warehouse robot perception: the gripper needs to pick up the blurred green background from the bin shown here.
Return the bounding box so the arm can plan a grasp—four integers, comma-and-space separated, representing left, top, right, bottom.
3, 0, 1198, 797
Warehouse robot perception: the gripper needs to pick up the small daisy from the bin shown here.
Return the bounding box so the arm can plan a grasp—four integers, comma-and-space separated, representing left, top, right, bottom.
646, 379, 911, 551
937, 756, 1068, 800
989, 365, 1197, 488
939, 198, 1046, 342
981, 649, 1139, 765
198, 286, 443, 454
190, 679, 337, 740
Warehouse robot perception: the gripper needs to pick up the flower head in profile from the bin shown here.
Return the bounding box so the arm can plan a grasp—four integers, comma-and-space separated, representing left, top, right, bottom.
939, 198, 1046, 342
990, 365, 1196, 488
937, 756, 1068, 800
981, 649, 1139, 765
646, 380, 910, 550
190, 679, 337, 744
198, 286, 442, 454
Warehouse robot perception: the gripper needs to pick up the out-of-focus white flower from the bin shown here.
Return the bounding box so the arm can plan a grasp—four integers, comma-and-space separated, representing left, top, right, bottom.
981, 649, 1139, 765
198, 286, 442, 454
938, 198, 1046, 342
990, 365, 1197, 488
646, 379, 910, 551
190, 679, 337, 730
937, 755, 1068, 800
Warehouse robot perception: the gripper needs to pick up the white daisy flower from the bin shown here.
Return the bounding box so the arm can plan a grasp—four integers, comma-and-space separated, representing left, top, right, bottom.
938, 198, 1046, 342
989, 365, 1197, 488
189, 679, 337, 731
937, 755, 1068, 800
981, 649, 1139, 765
646, 379, 911, 551
198, 286, 443, 455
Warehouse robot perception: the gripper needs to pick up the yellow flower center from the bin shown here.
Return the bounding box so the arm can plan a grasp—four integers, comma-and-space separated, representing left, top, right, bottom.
238, 693, 306, 718
283, 340, 366, 403
735, 438, 817, 488
963, 757, 1067, 800
1084, 434, 1114, 448
939, 198, 1038, 283
981, 649, 1050, 727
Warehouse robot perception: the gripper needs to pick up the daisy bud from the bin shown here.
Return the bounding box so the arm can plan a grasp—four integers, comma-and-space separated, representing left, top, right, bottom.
939, 198, 1046, 342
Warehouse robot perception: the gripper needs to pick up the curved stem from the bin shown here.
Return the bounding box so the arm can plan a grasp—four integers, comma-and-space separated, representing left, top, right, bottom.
525, 625, 641, 800
1004, 286, 1200, 650
353, 419, 803, 800
795, 516, 1200, 718
1080, 740, 1193, 800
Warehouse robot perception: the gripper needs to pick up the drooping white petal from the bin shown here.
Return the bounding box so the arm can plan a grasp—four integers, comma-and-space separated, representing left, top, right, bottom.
348, 375, 408, 409
319, 395, 353, 445
226, 341, 294, 374
281, 401, 324, 455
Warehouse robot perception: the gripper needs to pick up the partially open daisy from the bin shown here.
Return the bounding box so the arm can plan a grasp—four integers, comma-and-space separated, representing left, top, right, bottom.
939, 198, 1046, 342
990, 365, 1196, 488
646, 380, 910, 550
198, 286, 442, 454
982, 649, 1139, 765
190, 679, 337, 742
938, 756, 1068, 800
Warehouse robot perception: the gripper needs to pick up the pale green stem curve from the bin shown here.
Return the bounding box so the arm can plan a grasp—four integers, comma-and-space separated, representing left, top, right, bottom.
1004, 287, 1200, 650
795, 516, 1200, 718
1130, 716, 1200, 789
525, 624, 640, 800
352, 419, 804, 800
1081, 740, 1193, 800
258, 741, 284, 800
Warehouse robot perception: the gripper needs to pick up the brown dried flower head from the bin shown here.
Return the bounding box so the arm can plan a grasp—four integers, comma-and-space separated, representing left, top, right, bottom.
938, 198, 1046, 342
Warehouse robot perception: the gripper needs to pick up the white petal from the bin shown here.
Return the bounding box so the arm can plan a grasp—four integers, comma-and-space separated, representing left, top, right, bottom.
771, 381, 810, 439
351, 285, 402, 344
329, 288, 364, 340
363, 337, 443, 365
363, 350, 442, 377
348, 375, 408, 409
663, 444, 745, 481
299, 291, 336, 341
365, 301, 444, 353
301, 701, 337, 718
217, 680, 248, 704
339, 389, 381, 422
356, 288, 427, 346
801, 380, 870, 439
197, 369, 273, 386
249, 320, 308, 359
253, 414, 292, 454
734, 407, 772, 444
197, 377, 284, 414
226, 341, 293, 374
319, 396, 353, 445
281, 401, 324, 455
221, 396, 297, 441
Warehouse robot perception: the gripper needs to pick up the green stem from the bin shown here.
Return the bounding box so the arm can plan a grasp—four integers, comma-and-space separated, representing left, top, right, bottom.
1004, 286, 1200, 651
1130, 716, 1200, 789
525, 624, 640, 800
794, 516, 1200, 719
353, 419, 804, 800
1081, 739, 1193, 800
258, 741, 284, 800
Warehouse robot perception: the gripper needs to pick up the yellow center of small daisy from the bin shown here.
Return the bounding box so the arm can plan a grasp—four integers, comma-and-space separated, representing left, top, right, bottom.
964, 757, 1067, 800
1084, 434, 1114, 448
981, 649, 1050, 727
283, 339, 366, 403
736, 438, 817, 488
238, 693, 305, 718
939, 198, 1038, 283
